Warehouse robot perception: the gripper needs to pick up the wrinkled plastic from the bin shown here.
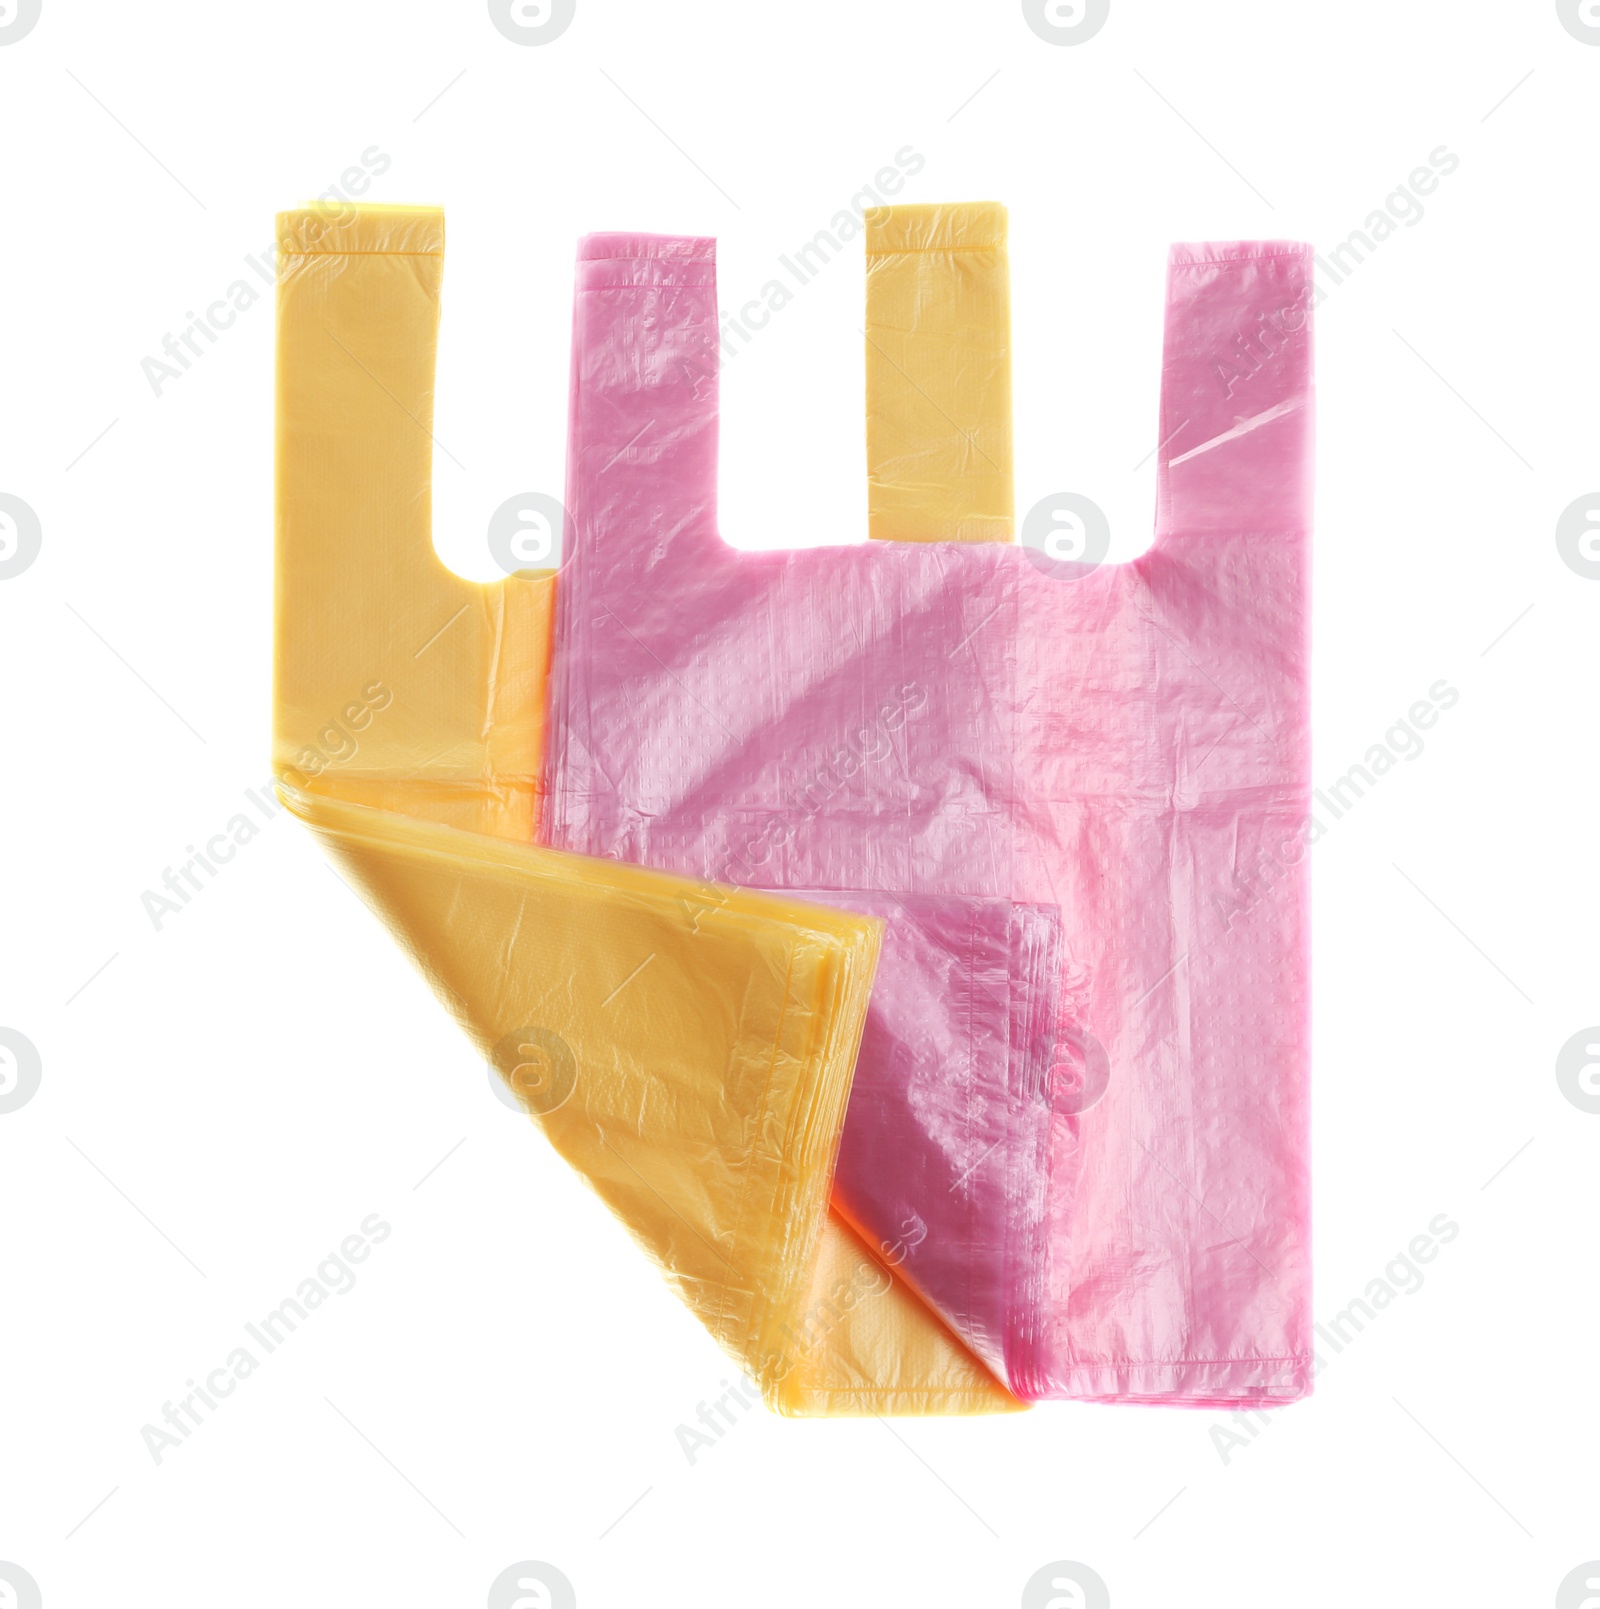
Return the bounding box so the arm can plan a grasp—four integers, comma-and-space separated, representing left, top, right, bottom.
801, 891, 1061, 1392
545, 207, 1314, 1405
272, 203, 949, 1409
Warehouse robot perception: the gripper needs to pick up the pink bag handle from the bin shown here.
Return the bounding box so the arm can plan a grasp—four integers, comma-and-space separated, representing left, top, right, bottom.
567, 234, 723, 573
1154, 243, 1314, 544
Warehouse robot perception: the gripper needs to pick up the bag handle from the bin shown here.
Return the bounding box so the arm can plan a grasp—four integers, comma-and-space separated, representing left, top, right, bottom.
1154, 243, 1314, 545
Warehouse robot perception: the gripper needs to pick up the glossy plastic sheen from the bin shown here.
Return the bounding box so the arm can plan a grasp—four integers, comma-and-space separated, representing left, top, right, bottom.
545, 209, 1314, 1405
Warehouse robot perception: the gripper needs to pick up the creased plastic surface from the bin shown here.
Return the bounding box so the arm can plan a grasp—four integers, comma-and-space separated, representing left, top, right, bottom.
545, 207, 1314, 1405
271, 203, 1010, 1411
798, 892, 1060, 1392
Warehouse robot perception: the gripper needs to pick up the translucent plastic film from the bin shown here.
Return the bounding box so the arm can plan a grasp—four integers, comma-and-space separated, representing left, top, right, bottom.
545, 208, 1314, 1405
273, 204, 912, 1406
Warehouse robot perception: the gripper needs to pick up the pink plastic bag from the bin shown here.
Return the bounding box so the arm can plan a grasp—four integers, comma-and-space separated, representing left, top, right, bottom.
546, 228, 1313, 1405
548, 235, 1059, 1398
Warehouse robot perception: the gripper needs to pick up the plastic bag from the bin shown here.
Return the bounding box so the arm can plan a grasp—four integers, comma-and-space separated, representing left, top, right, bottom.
273, 203, 919, 1408
547, 222, 1072, 1402
544, 207, 1314, 1405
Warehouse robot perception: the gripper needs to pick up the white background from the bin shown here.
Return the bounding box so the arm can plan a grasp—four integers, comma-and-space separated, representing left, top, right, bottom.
1, 1, 1596, 1605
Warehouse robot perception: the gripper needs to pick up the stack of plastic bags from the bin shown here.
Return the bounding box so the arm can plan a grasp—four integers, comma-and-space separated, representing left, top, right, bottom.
273, 197, 1313, 1413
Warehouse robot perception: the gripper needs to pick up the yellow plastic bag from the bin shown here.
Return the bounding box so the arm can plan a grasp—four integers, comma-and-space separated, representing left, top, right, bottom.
273, 202, 1017, 1413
